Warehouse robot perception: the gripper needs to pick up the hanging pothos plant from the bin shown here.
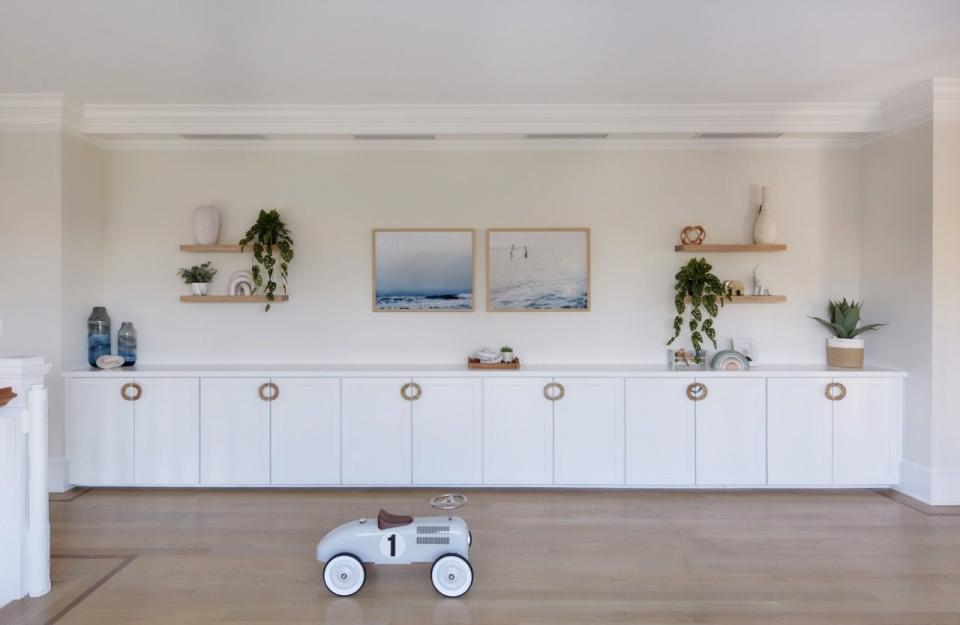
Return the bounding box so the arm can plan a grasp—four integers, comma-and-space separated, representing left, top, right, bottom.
666, 257, 729, 361
239, 209, 294, 311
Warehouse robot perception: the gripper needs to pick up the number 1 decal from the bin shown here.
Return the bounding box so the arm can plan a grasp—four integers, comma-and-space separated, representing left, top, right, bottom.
379, 532, 406, 558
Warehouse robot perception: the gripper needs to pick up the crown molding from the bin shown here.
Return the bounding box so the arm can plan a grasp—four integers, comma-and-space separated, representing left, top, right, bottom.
0, 93, 83, 132
101, 136, 863, 152
933, 78, 960, 121
80, 102, 882, 136
6, 85, 959, 148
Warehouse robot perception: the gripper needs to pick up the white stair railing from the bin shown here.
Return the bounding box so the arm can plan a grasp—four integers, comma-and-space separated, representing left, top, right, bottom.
0, 358, 51, 608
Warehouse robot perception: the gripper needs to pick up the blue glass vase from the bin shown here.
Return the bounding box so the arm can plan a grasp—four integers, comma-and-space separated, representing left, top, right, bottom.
87, 307, 111, 366
118, 322, 137, 367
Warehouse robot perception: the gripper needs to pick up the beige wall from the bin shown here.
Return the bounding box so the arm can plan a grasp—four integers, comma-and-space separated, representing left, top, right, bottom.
59, 134, 106, 462
932, 120, 960, 475
100, 147, 861, 365
0, 131, 64, 456
861, 124, 934, 481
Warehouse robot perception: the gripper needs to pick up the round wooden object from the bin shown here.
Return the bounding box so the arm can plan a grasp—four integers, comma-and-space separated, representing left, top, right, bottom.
680, 225, 706, 245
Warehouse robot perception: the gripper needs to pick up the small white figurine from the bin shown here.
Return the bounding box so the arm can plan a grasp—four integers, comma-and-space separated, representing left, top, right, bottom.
316, 494, 473, 597
753, 266, 771, 296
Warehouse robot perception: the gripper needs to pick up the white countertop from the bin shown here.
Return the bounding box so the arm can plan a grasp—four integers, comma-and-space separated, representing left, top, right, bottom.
62, 363, 908, 378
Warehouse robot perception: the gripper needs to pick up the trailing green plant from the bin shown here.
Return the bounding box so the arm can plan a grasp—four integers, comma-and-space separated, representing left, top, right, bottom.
666, 257, 729, 360
500, 346, 513, 353
176, 261, 217, 284
239, 209, 294, 311
810, 299, 886, 338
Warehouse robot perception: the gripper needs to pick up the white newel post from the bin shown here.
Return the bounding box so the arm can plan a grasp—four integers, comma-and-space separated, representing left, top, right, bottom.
0, 357, 52, 608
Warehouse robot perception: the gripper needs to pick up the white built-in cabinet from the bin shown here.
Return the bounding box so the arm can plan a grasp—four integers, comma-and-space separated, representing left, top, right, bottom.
694, 378, 766, 485
766, 377, 897, 485
68, 378, 135, 485
483, 378, 554, 484
201, 378, 271, 485
341, 377, 483, 485
68, 377, 199, 486
625, 379, 695, 485
65, 368, 904, 490
411, 378, 483, 485
135, 378, 200, 485
270, 378, 340, 485
553, 378, 625, 485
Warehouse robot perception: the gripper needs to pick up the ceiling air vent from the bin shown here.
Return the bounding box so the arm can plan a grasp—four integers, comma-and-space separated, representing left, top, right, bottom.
181, 134, 267, 141
354, 134, 436, 140
694, 132, 783, 139
525, 133, 609, 140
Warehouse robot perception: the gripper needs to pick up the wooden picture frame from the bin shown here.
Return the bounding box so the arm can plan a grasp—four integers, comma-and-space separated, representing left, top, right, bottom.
372, 229, 476, 312
486, 228, 591, 312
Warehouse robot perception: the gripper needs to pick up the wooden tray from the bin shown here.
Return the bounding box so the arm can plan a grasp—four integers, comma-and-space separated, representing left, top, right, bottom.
468, 357, 520, 370
0, 387, 17, 408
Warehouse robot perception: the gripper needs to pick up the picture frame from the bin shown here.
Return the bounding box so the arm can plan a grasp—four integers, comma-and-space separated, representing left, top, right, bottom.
486, 228, 591, 312
372, 229, 476, 312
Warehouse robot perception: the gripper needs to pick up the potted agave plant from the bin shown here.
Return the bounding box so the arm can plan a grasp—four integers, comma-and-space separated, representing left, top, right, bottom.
810, 299, 887, 368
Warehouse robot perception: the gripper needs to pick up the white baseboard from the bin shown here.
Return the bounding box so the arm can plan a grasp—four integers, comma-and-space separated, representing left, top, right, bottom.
47, 457, 70, 493
895, 460, 960, 505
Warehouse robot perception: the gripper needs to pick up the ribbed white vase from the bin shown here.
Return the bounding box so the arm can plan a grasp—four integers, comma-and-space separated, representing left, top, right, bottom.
752, 187, 777, 244
194, 205, 220, 245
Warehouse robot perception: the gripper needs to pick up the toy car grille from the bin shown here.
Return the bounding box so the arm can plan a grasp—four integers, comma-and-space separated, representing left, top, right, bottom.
417, 526, 450, 534
417, 536, 451, 544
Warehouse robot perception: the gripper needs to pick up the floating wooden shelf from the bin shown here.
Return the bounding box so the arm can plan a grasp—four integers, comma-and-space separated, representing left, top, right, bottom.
728, 295, 786, 303
180, 244, 280, 253
180, 295, 289, 303
685, 295, 786, 303
674, 244, 787, 252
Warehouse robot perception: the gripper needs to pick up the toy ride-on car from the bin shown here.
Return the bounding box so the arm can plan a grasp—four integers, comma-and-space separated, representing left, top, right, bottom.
316, 493, 473, 597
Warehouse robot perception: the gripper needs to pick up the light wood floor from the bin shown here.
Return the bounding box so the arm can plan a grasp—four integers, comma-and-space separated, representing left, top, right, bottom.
4, 488, 960, 625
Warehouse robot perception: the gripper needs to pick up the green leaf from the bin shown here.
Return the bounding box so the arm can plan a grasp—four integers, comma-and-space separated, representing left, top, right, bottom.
848, 322, 887, 338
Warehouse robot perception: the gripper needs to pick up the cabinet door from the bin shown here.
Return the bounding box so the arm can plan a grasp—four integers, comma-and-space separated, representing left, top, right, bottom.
625, 378, 695, 485
270, 378, 341, 485
554, 378, 625, 485
695, 378, 766, 485
134, 378, 200, 486
767, 378, 832, 485
483, 378, 554, 485
341, 378, 411, 485
833, 378, 893, 484
200, 378, 270, 485
68, 379, 134, 485
411, 378, 483, 485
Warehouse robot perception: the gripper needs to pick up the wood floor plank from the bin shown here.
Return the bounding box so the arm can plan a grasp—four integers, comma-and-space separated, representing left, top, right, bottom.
6, 488, 960, 624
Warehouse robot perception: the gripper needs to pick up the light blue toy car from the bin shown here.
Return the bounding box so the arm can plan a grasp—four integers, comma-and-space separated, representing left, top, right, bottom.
316, 493, 473, 597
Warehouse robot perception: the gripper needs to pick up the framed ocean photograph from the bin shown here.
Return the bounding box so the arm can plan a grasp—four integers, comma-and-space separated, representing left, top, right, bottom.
486, 228, 591, 311
373, 229, 475, 312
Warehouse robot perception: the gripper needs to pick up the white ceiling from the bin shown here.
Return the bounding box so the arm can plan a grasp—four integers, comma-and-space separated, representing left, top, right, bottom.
2, 0, 959, 106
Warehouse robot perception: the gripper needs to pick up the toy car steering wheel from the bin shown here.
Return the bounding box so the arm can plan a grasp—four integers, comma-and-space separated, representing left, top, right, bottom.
430, 493, 467, 511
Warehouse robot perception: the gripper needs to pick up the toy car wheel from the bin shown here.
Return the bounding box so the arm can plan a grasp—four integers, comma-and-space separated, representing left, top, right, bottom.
323, 553, 365, 597
431, 554, 473, 598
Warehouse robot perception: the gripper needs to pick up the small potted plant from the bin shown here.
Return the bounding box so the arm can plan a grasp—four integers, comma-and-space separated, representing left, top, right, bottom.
177, 261, 217, 296
239, 209, 294, 312
500, 346, 516, 363
666, 258, 729, 363
810, 299, 886, 368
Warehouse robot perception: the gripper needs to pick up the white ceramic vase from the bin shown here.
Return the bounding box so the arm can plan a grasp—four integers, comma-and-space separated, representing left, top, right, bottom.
752, 187, 777, 244
501, 351, 516, 363
190, 283, 210, 296
194, 205, 220, 245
